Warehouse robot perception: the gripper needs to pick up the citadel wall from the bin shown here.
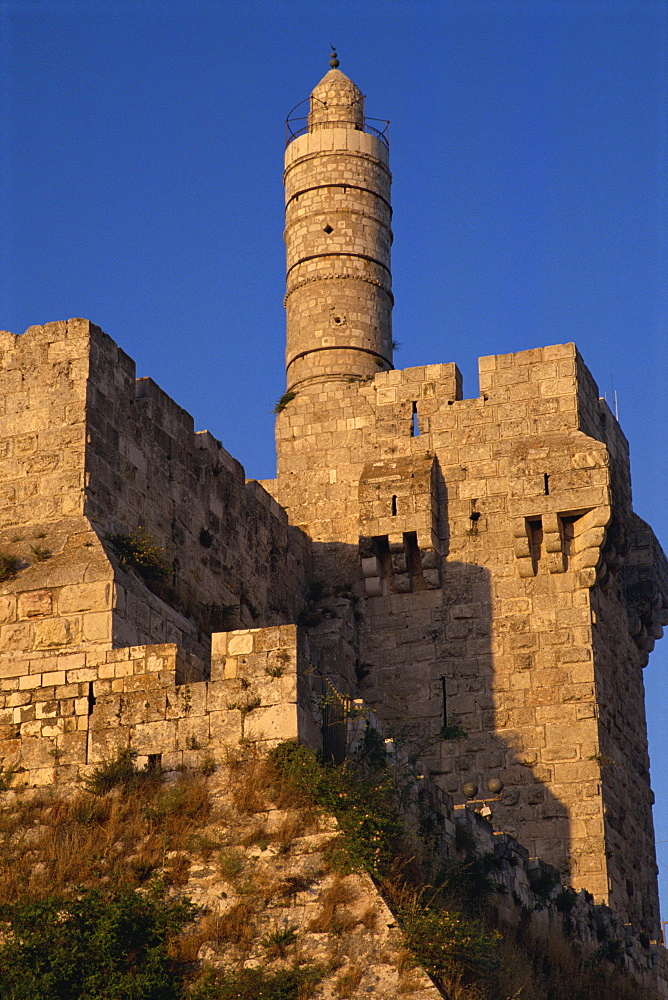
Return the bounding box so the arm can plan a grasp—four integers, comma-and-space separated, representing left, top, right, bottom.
0, 319, 309, 667
0, 616, 665, 993
271, 341, 667, 935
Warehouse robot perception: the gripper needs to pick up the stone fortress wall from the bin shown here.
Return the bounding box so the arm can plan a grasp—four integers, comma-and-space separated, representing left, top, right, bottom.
0, 319, 309, 664
270, 340, 668, 936
0, 62, 667, 989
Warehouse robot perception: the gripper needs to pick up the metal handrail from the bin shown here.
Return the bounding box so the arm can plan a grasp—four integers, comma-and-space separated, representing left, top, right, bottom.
286, 115, 390, 148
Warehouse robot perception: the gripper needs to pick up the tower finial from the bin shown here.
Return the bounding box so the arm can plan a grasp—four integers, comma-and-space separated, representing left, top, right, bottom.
329, 47, 339, 69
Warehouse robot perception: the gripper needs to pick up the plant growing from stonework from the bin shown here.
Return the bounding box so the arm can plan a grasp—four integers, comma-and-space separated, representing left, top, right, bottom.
30, 545, 52, 562
0, 553, 22, 582
0, 764, 16, 791
83, 748, 159, 795
261, 923, 299, 958
107, 529, 169, 581
400, 905, 501, 985
439, 718, 468, 741
273, 390, 297, 414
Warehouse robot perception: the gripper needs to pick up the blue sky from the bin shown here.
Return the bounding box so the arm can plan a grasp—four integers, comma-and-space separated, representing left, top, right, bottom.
3, 0, 668, 918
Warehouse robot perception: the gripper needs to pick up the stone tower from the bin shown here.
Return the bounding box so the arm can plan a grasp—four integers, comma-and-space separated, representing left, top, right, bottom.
272, 60, 668, 938
284, 63, 393, 391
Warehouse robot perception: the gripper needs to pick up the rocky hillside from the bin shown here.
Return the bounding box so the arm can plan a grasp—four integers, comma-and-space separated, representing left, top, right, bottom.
0, 742, 660, 1000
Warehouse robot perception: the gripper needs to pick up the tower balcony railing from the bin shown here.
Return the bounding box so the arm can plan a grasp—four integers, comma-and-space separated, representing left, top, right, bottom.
285, 113, 389, 148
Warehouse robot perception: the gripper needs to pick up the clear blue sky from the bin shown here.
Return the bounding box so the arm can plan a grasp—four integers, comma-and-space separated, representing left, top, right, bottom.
3, 0, 668, 917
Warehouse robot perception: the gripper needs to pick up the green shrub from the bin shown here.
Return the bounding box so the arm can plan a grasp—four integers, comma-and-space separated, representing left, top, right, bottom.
0, 764, 16, 791
0, 886, 194, 1000
355, 725, 388, 770
528, 862, 561, 905
107, 530, 169, 581
269, 742, 403, 878
433, 855, 497, 914
30, 545, 52, 562
218, 848, 244, 881
261, 923, 298, 958
273, 391, 297, 415
189, 966, 322, 1000
438, 719, 468, 741
0, 553, 22, 582
402, 906, 501, 983
84, 748, 158, 795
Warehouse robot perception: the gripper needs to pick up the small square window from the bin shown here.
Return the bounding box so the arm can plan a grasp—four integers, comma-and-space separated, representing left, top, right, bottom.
323, 224, 333, 234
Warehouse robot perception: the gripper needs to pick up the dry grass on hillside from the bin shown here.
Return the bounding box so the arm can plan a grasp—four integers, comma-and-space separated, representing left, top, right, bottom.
0, 774, 211, 903
0, 747, 663, 1000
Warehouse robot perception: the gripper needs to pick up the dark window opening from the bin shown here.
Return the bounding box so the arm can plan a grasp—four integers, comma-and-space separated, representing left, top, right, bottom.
323, 224, 333, 234
527, 518, 543, 575
147, 753, 162, 772
404, 531, 426, 591
543, 473, 550, 495
440, 676, 447, 728
373, 534, 393, 594
87, 682, 96, 717
411, 401, 420, 437
391, 494, 397, 516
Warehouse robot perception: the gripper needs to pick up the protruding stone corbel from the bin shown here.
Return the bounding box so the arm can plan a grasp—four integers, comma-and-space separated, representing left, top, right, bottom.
570, 506, 611, 589
420, 545, 441, 590
389, 535, 411, 593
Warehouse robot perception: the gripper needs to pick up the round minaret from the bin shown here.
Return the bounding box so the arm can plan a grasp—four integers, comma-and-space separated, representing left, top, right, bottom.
283, 56, 393, 391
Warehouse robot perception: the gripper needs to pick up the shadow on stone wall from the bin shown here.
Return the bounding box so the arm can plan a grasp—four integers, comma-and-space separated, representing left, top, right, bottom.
303, 540, 572, 885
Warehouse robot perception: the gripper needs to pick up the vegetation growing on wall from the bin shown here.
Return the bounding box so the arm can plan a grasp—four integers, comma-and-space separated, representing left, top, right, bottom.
273, 391, 297, 414
107, 529, 169, 581
268, 740, 661, 1000
0, 552, 22, 582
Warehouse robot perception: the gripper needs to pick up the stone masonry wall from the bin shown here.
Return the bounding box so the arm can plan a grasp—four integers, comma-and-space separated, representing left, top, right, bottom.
83, 321, 309, 649
271, 342, 668, 935
0, 320, 310, 668
0, 320, 119, 655
0, 625, 318, 787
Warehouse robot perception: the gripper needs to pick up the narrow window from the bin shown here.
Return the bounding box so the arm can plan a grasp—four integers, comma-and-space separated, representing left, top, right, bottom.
85, 682, 96, 765
527, 518, 543, 575
391, 495, 397, 516
543, 473, 550, 495
412, 401, 420, 437
87, 681, 96, 716
440, 676, 447, 728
